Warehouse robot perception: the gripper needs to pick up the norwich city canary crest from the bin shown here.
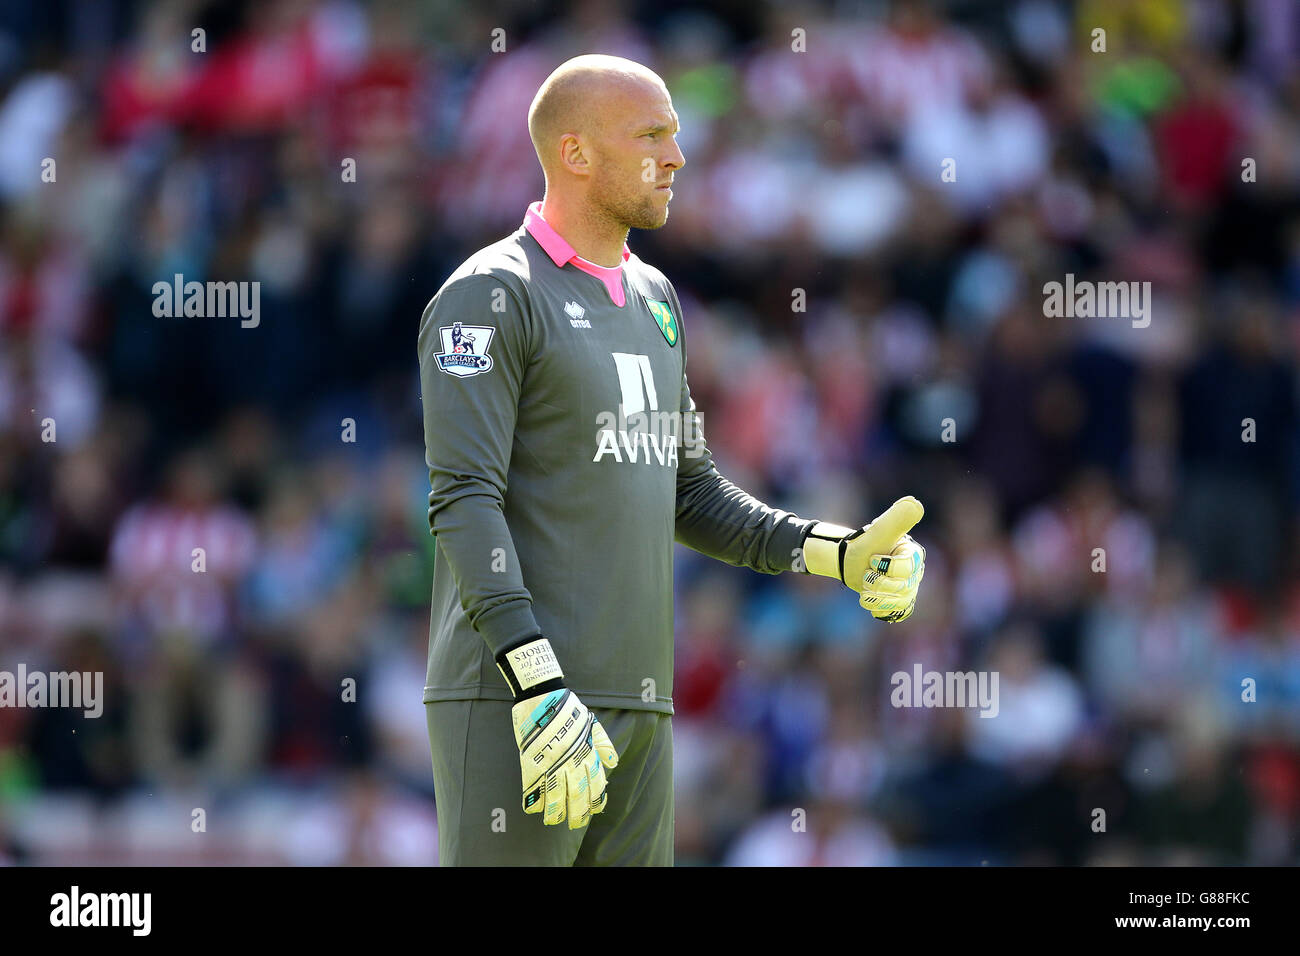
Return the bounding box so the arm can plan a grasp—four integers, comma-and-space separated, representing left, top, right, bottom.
642, 296, 678, 347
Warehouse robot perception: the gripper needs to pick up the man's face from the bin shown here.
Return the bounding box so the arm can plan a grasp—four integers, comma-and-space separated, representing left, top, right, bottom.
588, 81, 684, 231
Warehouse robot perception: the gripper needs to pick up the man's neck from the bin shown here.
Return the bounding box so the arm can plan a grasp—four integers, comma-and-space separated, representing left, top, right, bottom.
539, 196, 627, 268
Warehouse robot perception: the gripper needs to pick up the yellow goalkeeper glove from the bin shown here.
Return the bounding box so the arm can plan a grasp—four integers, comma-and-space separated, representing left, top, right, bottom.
496, 635, 620, 829
801, 496, 926, 622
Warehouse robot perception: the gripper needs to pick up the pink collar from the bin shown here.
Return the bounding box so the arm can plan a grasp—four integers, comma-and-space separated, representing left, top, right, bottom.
523, 200, 630, 307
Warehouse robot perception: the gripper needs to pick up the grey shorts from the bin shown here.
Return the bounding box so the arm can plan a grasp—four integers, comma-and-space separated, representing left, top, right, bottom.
426, 698, 674, 866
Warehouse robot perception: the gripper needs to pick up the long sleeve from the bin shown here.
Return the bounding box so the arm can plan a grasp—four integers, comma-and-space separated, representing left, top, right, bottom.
418, 274, 542, 658
670, 291, 814, 572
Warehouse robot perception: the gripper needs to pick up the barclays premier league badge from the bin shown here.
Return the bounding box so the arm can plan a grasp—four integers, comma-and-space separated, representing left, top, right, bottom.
436, 322, 495, 377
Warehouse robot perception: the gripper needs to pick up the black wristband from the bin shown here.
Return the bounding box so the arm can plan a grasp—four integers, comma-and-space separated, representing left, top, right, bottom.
495, 634, 567, 701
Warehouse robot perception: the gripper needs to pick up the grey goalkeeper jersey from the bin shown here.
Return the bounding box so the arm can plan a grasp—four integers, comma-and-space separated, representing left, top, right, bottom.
418, 219, 814, 714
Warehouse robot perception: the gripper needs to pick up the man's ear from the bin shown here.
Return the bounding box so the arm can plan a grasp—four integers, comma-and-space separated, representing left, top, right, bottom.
559, 133, 591, 177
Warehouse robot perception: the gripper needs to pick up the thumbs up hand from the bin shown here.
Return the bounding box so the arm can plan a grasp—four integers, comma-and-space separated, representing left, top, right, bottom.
801, 496, 927, 623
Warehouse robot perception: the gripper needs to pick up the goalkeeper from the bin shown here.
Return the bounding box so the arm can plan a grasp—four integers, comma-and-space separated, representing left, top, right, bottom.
419, 54, 927, 866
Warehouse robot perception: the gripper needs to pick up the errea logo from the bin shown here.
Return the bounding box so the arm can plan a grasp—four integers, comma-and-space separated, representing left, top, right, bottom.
565, 301, 591, 328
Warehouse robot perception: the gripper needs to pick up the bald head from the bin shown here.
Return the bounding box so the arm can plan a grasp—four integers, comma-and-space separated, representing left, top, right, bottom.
528, 55, 668, 178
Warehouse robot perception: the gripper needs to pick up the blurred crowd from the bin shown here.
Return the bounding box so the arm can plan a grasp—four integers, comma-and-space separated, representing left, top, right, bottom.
2, 0, 1299, 865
